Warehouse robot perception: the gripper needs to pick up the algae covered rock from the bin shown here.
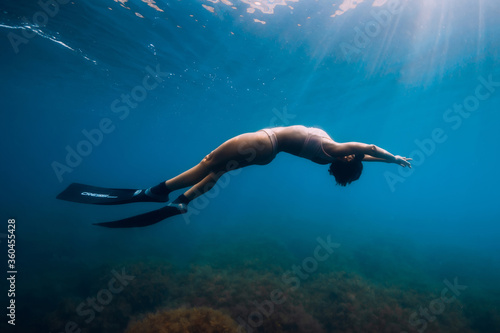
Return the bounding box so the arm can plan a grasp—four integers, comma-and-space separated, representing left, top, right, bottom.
125, 306, 238, 333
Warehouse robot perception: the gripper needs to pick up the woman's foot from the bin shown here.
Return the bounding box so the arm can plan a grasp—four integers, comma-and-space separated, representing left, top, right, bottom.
168, 193, 190, 213
144, 187, 169, 202
143, 181, 171, 202
166, 202, 188, 214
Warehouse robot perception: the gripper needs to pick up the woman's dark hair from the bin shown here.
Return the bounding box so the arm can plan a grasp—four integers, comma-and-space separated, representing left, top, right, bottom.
328, 154, 364, 186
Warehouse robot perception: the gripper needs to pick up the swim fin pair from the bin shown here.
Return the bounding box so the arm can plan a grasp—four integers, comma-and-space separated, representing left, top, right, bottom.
56, 183, 186, 228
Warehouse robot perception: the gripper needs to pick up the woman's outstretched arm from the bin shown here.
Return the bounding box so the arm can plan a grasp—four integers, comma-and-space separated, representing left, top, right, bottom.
362, 154, 412, 167
363, 155, 389, 162
327, 142, 412, 167
366, 145, 412, 167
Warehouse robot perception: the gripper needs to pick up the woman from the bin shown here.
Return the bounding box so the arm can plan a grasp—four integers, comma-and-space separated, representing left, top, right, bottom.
57, 125, 411, 228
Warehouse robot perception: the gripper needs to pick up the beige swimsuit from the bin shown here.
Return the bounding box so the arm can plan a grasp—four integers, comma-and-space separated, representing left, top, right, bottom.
259, 127, 334, 165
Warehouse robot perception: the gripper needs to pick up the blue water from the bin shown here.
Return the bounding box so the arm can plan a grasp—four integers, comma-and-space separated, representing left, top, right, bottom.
1, 0, 500, 332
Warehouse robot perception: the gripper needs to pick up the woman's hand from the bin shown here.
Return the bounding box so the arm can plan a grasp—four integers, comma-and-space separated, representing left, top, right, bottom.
394, 155, 412, 168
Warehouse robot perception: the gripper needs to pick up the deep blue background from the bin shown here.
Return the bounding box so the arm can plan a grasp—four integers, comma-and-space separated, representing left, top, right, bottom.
1, 0, 499, 330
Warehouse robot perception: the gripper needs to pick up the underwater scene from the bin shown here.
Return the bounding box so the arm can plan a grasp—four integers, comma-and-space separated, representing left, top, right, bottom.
1, 0, 500, 332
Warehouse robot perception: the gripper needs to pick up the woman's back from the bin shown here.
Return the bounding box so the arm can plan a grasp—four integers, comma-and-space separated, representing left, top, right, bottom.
273, 125, 334, 164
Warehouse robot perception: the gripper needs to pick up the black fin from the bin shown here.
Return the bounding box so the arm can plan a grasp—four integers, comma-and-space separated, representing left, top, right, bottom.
57, 183, 158, 205
93, 204, 187, 228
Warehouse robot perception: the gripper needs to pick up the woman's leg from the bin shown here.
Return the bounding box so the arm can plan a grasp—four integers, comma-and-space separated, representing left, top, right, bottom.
151, 131, 272, 204
164, 157, 213, 191
164, 132, 271, 191
183, 170, 225, 200
145, 157, 212, 201
171, 132, 273, 204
